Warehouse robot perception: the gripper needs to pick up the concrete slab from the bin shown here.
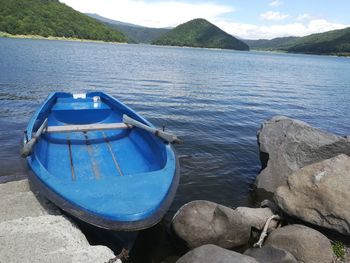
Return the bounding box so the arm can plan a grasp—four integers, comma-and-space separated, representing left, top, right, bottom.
0, 179, 30, 194
0, 179, 115, 263
0, 187, 60, 222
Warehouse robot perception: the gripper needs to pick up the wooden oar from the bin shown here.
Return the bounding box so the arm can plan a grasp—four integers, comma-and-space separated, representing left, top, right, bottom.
21, 118, 48, 158
123, 115, 181, 144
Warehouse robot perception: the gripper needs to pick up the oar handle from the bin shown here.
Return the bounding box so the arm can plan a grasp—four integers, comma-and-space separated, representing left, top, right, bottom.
123, 115, 181, 144
20, 118, 48, 158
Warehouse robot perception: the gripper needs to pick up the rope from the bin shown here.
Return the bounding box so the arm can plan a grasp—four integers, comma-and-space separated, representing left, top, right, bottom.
254, 214, 280, 248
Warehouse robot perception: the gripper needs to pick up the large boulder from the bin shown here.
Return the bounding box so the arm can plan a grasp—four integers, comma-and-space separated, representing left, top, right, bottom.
176, 244, 259, 263
275, 154, 350, 235
172, 200, 278, 249
265, 224, 333, 263
244, 244, 298, 263
255, 116, 350, 192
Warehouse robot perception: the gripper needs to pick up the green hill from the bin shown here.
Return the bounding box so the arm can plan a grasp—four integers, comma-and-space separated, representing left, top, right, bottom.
244, 37, 300, 50
103, 23, 170, 44
0, 0, 126, 42
244, 27, 350, 55
285, 27, 350, 55
86, 13, 170, 44
152, 18, 249, 51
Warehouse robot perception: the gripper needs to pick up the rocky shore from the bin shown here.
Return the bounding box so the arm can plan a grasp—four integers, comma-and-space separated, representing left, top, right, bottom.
172, 116, 350, 263
1, 116, 349, 262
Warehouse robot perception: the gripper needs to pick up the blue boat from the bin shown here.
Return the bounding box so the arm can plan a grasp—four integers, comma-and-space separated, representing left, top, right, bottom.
22, 92, 180, 231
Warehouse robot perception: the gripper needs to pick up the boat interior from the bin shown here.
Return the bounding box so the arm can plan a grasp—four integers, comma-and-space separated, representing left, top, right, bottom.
33, 93, 167, 182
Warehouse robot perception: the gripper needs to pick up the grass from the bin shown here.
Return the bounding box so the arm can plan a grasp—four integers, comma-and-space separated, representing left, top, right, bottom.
0, 31, 12, 37
0, 31, 126, 44
332, 241, 346, 260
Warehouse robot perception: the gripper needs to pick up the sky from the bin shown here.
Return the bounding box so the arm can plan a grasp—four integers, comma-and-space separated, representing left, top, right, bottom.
59, 0, 350, 39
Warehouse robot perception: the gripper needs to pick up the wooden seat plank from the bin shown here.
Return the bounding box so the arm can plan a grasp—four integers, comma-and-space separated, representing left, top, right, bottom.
46, 123, 131, 133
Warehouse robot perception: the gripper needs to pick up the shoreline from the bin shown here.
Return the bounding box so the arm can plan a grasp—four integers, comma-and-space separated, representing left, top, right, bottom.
250, 48, 350, 57
1, 31, 349, 57
0, 31, 127, 45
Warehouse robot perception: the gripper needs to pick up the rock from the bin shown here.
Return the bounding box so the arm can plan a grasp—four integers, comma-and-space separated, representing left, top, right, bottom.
172, 200, 278, 249
176, 244, 259, 263
275, 154, 350, 235
235, 206, 279, 231
244, 244, 298, 263
255, 116, 350, 192
260, 199, 279, 214
265, 224, 333, 263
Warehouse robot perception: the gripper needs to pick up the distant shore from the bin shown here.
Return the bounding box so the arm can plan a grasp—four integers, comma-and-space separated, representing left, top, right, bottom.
250, 48, 350, 57
0, 31, 127, 45
1, 31, 349, 57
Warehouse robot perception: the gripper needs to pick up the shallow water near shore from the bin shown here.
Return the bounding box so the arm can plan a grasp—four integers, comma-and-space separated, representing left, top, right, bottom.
1, 37, 350, 261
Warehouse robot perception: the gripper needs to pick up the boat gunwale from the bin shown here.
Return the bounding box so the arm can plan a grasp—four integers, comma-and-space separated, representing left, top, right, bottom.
25, 91, 156, 140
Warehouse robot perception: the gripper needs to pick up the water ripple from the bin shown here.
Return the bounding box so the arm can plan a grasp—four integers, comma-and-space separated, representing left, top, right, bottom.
1, 38, 350, 212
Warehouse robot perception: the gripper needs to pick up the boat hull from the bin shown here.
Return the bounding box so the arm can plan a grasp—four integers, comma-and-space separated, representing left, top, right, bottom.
25, 92, 180, 231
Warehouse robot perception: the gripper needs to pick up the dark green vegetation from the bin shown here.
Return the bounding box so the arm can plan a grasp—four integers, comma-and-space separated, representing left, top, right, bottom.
332, 241, 346, 260
245, 27, 350, 55
152, 18, 249, 51
0, 0, 126, 42
244, 37, 299, 50
286, 27, 350, 55
86, 13, 170, 44
104, 23, 170, 44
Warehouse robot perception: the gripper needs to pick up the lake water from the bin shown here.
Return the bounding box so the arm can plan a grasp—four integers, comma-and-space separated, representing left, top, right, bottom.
1, 37, 350, 260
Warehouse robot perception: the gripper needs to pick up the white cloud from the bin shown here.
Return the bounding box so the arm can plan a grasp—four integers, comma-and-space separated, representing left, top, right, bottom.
60, 0, 349, 40
260, 11, 288, 21
269, 0, 283, 7
59, 0, 233, 28
215, 19, 349, 40
297, 13, 311, 21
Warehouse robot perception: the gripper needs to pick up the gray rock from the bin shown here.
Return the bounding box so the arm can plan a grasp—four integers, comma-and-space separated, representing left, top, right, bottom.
265, 224, 333, 263
244, 244, 298, 263
176, 244, 259, 263
235, 206, 279, 230
255, 116, 350, 192
275, 154, 350, 235
260, 199, 279, 214
172, 200, 278, 249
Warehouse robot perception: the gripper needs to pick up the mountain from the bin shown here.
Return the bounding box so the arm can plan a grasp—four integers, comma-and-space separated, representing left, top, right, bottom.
152, 18, 249, 51
285, 27, 350, 55
0, 0, 126, 42
245, 27, 350, 55
86, 13, 170, 44
244, 37, 300, 50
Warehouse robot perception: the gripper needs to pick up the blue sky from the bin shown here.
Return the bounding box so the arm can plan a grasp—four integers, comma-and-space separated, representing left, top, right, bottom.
219, 0, 349, 24
60, 0, 350, 39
